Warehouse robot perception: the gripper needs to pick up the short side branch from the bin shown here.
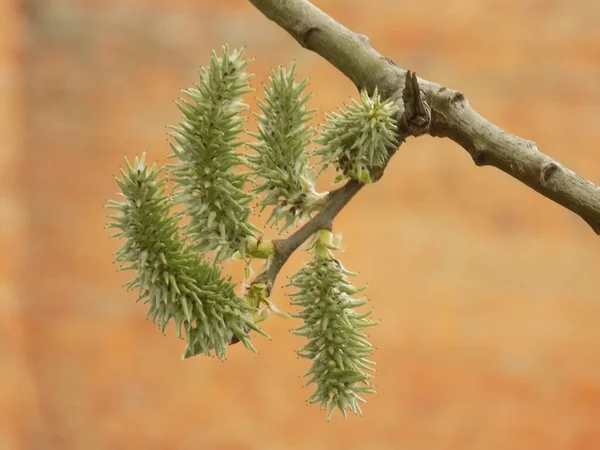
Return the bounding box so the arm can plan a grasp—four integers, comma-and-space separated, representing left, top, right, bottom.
255, 180, 364, 294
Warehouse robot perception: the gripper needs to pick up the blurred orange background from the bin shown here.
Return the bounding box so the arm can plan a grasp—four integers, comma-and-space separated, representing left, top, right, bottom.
2, 0, 600, 449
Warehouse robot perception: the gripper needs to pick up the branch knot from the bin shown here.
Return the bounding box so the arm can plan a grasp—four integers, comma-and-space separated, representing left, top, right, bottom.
540, 162, 560, 186
301, 26, 319, 49
399, 71, 431, 137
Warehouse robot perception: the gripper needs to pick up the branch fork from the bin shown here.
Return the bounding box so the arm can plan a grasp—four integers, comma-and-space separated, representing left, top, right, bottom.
243, 0, 600, 314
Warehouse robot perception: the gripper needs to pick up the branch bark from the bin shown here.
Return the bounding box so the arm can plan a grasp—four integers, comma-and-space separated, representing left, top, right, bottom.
248, 0, 600, 234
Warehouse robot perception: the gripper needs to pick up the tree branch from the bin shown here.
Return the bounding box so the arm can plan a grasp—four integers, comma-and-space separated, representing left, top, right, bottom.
248, 0, 600, 234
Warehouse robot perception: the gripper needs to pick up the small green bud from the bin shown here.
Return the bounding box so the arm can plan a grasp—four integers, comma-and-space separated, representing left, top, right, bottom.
244, 236, 276, 259
246, 282, 291, 324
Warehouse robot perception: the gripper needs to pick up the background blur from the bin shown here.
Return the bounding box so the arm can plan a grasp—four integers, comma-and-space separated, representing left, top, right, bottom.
2, 0, 600, 449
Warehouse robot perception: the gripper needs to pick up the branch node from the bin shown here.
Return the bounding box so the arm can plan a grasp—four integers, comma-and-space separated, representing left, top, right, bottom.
400, 71, 431, 136
301, 26, 319, 48
540, 162, 560, 186
526, 140, 538, 151
451, 91, 466, 105
472, 149, 487, 166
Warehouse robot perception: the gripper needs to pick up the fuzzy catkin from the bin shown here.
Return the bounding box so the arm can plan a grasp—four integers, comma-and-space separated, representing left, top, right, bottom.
107, 154, 264, 359
290, 230, 377, 420
316, 88, 399, 183
168, 45, 260, 261
248, 63, 324, 231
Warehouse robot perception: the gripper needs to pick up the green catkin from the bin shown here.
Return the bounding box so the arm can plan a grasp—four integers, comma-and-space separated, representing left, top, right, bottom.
168, 45, 260, 261
248, 62, 326, 231
107, 154, 265, 359
290, 230, 377, 420
316, 88, 399, 184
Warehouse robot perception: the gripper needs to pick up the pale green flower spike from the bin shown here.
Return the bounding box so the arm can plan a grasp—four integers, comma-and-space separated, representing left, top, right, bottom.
316, 88, 399, 184
169, 45, 260, 261
107, 154, 265, 360
290, 230, 377, 420
248, 62, 327, 231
